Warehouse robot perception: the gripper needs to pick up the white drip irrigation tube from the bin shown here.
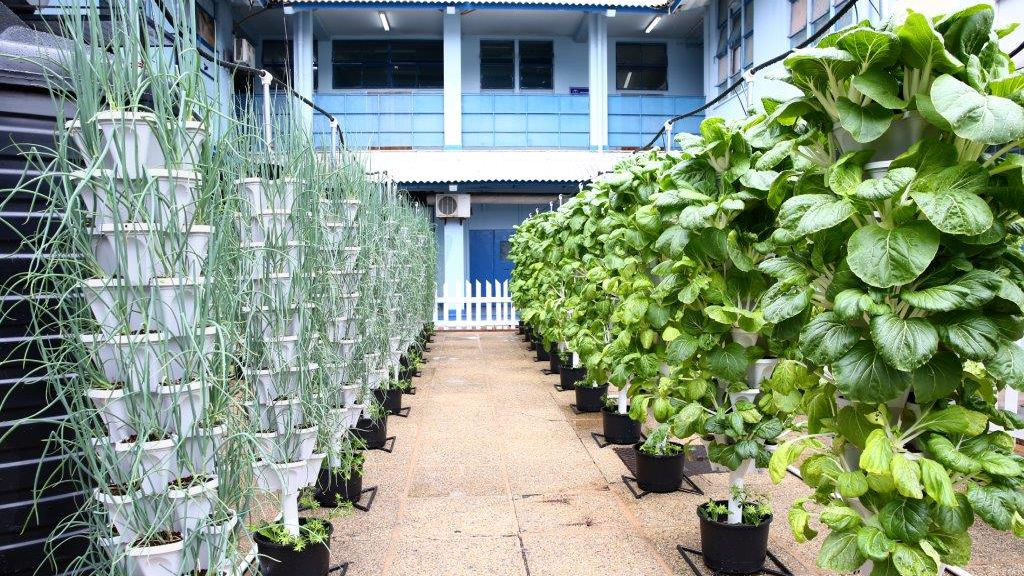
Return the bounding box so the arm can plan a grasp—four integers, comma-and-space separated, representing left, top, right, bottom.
260, 71, 274, 149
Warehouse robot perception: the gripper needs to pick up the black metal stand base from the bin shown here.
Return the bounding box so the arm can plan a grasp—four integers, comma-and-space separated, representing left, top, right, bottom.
676, 545, 793, 576
554, 384, 569, 392
406, 386, 417, 395
592, 432, 645, 448
622, 474, 703, 498
541, 369, 556, 375
370, 436, 396, 453
353, 486, 378, 512
569, 404, 599, 415
327, 561, 351, 575
391, 407, 411, 418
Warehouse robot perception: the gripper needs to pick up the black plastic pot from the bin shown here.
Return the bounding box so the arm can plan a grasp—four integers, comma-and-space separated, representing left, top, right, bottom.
253, 517, 333, 576
601, 408, 641, 444
699, 502, 772, 574
374, 387, 403, 414
355, 416, 387, 449
315, 466, 363, 506
634, 442, 685, 493
574, 383, 608, 412
535, 340, 551, 362
548, 351, 562, 374
559, 366, 585, 390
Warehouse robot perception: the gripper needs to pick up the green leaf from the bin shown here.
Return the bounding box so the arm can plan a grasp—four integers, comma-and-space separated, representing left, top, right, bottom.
924, 435, 981, 475
666, 332, 699, 364
788, 500, 818, 543
861, 428, 895, 475
856, 167, 916, 200
935, 311, 1002, 361
837, 98, 893, 144
910, 163, 993, 236
892, 543, 938, 576
708, 342, 750, 383
833, 342, 912, 403
975, 451, 1023, 477
879, 498, 929, 543
931, 74, 1024, 145
847, 222, 939, 289
909, 352, 963, 404
837, 470, 870, 498
966, 484, 1012, 530
761, 281, 813, 323
654, 225, 690, 257
777, 194, 855, 236
852, 69, 908, 110
918, 458, 957, 507
800, 311, 862, 365
821, 504, 863, 531
836, 405, 878, 449
986, 341, 1024, 391
890, 453, 924, 499
928, 529, 972, 566
818, 530, 866, 573
897, 12, 963, 74
870, 313, 938, 371
858, 525, 896, 562
900, 269, 1002, 311
838, 28, 901, 67
915, 405, 988, 436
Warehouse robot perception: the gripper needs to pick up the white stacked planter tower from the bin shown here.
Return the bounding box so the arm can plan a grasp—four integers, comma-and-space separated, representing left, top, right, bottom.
71, 111, 237, 575
238, 173, 323, 538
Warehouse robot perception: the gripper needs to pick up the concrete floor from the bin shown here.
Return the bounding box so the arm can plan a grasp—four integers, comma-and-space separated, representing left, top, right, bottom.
315, 331, 1024, 576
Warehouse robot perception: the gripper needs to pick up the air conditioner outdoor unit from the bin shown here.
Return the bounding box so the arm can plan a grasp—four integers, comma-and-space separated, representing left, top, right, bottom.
233, 38, 255, 67
435, 194, 471, 219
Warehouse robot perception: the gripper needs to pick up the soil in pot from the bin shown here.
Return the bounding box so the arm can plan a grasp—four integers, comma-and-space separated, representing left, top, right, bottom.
698, 501, 772, 574
354, 416, 387, 449
559, 366, 585, 390
253, 517, 332, 576
373, 387, 403, 415
601, 408, 641, 444
633, 442, 685, 493
314, 466, 363, 506
574, 383, 608, 413
548, 352, 562, 374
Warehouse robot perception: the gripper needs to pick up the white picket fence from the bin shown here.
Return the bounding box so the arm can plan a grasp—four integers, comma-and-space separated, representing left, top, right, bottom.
434, 280, 517, 330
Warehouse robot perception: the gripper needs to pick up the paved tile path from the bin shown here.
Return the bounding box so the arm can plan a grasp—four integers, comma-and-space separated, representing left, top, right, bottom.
317, 331, 1023, 576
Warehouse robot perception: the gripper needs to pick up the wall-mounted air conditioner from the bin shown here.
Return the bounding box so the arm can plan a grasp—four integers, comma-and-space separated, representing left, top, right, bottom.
435, 194, 471, 219
233, 38, 255, 67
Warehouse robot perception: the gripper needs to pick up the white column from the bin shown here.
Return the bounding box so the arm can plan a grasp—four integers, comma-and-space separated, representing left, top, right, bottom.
214, 0, 234, 136
443, 11, 462, 148
587, 13, 608, 150
292, 11, 315, 133
442, 218, 466, 293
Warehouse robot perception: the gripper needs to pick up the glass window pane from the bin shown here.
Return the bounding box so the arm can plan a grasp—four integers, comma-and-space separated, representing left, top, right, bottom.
717, 0, 728, 25
615, 43, 666, 91
731, 45, 741, 74
718, 56, 728, 83
332, 64, 360, 88
790, 0, 807, 36
716, 25, 728, 55
481, 40, 514, 62
616, 43, 642, 65
640, 69, 667, 90
262, 40, 289, 67
519, 41, 553, 89
519, 40, 553, 60
744, 1, 754, 34
361, 65, 389, 88
811, 0, 829, 20
481, 40, 514, 89
744, 36, 753, 66
641, 43, 667, 65
730, 12, 742, 43
419, 63, 444, 88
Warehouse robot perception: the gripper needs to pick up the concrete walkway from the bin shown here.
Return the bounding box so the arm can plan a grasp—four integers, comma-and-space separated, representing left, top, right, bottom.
319, 331, 1023, 576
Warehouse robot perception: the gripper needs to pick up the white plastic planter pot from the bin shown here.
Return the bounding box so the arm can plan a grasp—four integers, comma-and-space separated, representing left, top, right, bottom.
147, 169, 200, 227
339, 247, 360, 273
182, 424, 225, 477
746, 359, 779, 389
337, 293, 359, 317
90, 110, 161, 180
324, 221, 355, 244
252, 459, 309, 494
254, 430, 287, 463
114, 435, 178, 494
333, 339, 357, 362
249, 273, 295, 309
340, 199, 360, 223
340, 384, 360, 407
155, 379, 207, 435
234, 177, 297, 215
94, 486, 155, 540
263, 335, 304, 372
327, 317, 356, 342
168, 475, 219, 535
249, 398, 305, 435
90, 224, 212, 284
126, 537, 184, 576
198, 510, 237, 572
832, 112, 933, 161
151, 276, 206, 336
99, 534, 132, 574
245, 303, 305, 340
388, 336, 403, 366
240, 241, 303, 275
72, 168, 132, 230
81, 278, 148, 335
86, 387, 135, 442
248, 210, 293, 244
367, 368, 388, 390
327, 270, 361, 294
288, 425, 318, 462
80, 327, 218, 393
730, 328, 759, 347
246, 368, 284, 404
177, 120, 207, 171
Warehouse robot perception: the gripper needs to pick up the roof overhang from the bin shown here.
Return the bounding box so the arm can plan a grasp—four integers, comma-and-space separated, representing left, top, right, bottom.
284, 0, 670, 13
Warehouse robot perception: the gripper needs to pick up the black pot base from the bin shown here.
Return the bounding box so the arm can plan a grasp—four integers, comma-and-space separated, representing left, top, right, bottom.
591, 430, 646, 449
621, 474, 703, 499
677, 545, 792, 576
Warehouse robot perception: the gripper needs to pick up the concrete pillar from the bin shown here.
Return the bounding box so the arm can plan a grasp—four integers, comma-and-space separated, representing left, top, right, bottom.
443, 11, 462, 148
442, 218, 466, 295
587, 13, 608, 150
292, 11, 315, 133
214, 0, 234, 136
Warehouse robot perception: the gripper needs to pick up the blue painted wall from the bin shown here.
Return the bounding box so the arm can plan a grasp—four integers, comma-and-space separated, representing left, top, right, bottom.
462, 94, 589, 148
608, 95, 705, 148
313, 92, 445, 148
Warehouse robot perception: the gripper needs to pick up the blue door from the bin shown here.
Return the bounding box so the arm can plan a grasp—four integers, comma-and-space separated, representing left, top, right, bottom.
469, 229, 515, 284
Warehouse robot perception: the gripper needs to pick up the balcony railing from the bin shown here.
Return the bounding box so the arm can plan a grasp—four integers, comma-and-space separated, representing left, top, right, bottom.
313, 92, 445, 148
609, 95, 705, 149
462, 93, 589, 148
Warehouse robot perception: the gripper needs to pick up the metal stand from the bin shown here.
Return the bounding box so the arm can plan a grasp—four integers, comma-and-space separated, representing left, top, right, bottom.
352, 486, 378, 512
370, 436, 396, 453
569, 404, 598, 415
622, 474, 703, 498
405, 386, 417, 395
553, 384, 570, 392
676, 545, 793, 576
541, 369, 556, 375
592, 432, 645, 448
327, 562, 351, 575
391, 407, 411, 418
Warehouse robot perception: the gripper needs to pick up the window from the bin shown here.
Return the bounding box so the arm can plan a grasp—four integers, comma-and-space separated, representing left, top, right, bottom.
332, 40, 443, 89
479, 40, 553, 90
519, 41, 553, 89
790, 0, 808, 38
262, 40, 292, 83
616, 43, 667, 91
792, 0, 854, 45
715, 0, 753, 90
480, 40, 514, 89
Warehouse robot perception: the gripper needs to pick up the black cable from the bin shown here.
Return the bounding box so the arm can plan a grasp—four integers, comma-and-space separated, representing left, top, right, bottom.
1010, 38, 1024, 58
640, 0, 859, 150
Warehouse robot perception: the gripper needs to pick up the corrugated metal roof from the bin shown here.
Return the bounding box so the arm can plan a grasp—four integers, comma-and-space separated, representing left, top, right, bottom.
288, 0, 669, 8
365, 149, 630, 184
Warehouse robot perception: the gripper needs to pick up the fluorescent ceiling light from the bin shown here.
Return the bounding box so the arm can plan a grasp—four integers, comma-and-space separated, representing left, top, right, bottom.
645, 15, 662, 34
378, 11, 391, 32
623, 71, 632, 89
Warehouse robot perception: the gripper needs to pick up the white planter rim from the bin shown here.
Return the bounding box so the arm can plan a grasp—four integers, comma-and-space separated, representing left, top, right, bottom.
148, 168, 200, 181
151, 276, 206, 287
93, 223, 214, 235
86, 386, 125, 399
255, 209, 292, 216
156, 379, 205, 394
93, 486, 145, 504
126, 537, 184, 556
93, 110, 159, 123
167, 475, 219, 499
81, 325, 216, 344
115, 435, 177, 451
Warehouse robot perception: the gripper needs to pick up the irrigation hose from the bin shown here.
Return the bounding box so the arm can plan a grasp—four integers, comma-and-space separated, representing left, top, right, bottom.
640, 0, 859, 151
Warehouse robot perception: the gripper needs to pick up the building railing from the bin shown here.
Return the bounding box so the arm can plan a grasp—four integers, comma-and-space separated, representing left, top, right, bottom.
609, 95, 705, 149
435, 280, 517, 330
462, 93, 589, 148
313, 92, 445, 148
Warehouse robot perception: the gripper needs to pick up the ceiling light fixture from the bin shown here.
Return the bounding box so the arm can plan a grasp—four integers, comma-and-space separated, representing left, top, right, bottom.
378, 11, 391, 32
623, 71, 632, 89
645, 15, 662, 33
